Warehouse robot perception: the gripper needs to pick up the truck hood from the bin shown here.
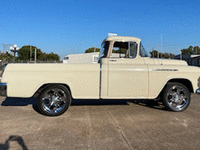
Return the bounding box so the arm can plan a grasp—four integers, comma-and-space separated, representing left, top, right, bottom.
143, 58, 188, 66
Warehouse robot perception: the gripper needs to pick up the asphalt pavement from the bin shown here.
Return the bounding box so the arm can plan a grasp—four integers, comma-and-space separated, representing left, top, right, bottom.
0, 94, 200, 150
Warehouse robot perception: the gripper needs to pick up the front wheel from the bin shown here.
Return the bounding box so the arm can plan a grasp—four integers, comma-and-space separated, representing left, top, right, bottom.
37, 85, 71, 116
162, 82, 190, 112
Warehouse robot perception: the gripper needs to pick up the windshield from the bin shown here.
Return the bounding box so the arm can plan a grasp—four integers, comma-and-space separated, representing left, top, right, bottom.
139, 42, 148, 57
99, 41, 109, 60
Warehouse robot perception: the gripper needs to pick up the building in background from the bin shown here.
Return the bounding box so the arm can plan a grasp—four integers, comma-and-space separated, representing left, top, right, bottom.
175, 54, 200, 67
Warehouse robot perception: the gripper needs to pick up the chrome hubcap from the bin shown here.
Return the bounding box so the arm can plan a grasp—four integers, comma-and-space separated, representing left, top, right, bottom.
41, 88, 67, 114
167, 85, 188, 111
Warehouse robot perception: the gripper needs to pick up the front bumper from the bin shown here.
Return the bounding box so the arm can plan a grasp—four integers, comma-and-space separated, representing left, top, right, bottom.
0, 83, 7, 96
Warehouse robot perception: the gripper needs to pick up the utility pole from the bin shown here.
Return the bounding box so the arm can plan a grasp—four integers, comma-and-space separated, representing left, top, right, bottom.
1, 43, 13, 63
3, 44, 5, 53
30, 46, 32, 62
157, 46, 159, 58
180, 50, 182, 60
34, 48, 37, 63
196, 46, 198, 54
161, 34, 163, 59
3, 44, 13, 53
161, 34, 163, 53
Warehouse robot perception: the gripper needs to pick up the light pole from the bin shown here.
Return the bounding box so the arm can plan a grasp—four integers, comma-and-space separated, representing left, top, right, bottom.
180, 50, 182, 60
10, 44, 19, 63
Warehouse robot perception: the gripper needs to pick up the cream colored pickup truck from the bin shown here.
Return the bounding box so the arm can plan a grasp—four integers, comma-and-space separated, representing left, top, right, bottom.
0, 36, 200, 116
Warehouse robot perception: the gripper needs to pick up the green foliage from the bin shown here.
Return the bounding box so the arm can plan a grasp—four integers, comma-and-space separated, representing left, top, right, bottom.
181, 45, 200, 54
0, 52, 13, 62
193, 46, 200, 54
163, 53, 175, 59
46, 52, 60, 61
85, 47, 100, 53
150, 50, 175, 59
150, 50, 159, 58
17, 46, 41, 61
112, 48, 126, 54
17, 45, 60, 61
181, 46, 194, 54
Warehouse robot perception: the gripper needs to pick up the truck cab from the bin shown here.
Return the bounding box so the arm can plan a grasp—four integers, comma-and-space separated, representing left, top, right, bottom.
99, 36, 149, 99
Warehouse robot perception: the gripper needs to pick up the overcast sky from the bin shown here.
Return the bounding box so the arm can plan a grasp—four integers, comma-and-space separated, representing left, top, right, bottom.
1, 0, 200, 59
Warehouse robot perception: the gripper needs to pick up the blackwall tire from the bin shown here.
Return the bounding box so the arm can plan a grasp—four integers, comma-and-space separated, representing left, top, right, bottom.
37, 85, 71, 116
162, 82, 190, 112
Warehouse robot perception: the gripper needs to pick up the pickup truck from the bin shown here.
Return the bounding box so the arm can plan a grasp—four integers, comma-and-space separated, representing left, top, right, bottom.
0, 36, 200, 116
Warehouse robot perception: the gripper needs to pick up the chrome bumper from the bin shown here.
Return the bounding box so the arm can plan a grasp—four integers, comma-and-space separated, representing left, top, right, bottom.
196, 88, 200, 94
0, 83, 7, 96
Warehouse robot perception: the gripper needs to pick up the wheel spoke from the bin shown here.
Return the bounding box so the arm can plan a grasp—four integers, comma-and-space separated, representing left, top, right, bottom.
48, 101, 54, 109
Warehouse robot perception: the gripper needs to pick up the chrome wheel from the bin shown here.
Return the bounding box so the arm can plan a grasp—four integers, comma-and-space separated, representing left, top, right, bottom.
38, 85, 71, 116
163, 83, 190, 112
166, 85, 188, 111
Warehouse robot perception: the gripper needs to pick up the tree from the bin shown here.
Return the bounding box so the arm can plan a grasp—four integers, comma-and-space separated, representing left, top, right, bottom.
150, 50, 175, 59
17, 46, 30, 61
17, 46, 42, 61
46, 52, 60, 61
0, 52, 13, 62
159, 52, 164, 58
181, 45, 200, 55
181, 46, 194, 54
17, 45, 60, 61
150, 50, 159, 58
85, 47, 100, 53
193, 46, 200, 54
169, 53, 175, 59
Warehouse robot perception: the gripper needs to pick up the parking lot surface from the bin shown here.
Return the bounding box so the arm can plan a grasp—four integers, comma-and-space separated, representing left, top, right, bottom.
0, 94, 200, 150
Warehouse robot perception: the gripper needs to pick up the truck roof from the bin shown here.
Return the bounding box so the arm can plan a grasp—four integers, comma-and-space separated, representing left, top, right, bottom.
102, 36, 141, 45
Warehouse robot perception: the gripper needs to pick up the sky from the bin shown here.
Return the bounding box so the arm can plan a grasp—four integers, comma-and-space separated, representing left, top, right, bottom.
0, 0, 200, 60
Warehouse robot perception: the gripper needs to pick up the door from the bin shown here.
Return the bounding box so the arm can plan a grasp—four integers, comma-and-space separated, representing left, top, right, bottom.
107, 42, 148, 98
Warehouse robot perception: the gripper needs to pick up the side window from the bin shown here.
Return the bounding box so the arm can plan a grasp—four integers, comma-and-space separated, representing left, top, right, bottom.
129, 42, 137, 58
111, 42, 138, 58
111, 42, 128, 58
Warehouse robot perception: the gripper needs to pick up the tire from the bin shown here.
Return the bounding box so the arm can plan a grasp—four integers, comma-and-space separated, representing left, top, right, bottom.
162, 82, 190, 112
37, 85, 71, 116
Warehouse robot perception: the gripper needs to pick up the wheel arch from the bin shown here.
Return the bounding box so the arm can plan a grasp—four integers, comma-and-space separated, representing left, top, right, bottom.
166, 78, 194, 93
156, 78, 194, 99
32, 83, 72, 98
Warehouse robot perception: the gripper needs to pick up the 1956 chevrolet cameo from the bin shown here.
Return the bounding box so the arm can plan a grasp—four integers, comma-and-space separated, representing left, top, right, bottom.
0, 36, 200, 116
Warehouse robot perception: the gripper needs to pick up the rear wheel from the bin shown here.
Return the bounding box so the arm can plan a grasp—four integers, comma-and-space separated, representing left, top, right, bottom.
37, 85, 71, 116
162, 82, 190, 112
